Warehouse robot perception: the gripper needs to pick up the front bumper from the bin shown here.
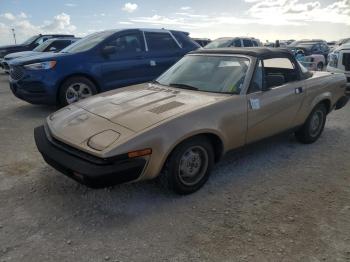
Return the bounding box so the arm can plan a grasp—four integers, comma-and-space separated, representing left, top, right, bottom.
8, 68, 58, 105
34, 125, 147, 188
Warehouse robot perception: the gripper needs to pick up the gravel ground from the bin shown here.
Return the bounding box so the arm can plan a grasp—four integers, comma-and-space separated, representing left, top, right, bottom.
0, 73, 349, 262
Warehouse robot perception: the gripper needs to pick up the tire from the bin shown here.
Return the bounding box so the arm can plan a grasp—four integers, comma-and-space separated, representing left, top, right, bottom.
160, 136, 214, 195
58, 76, 97, 107
316, 62, 324, 71
295, 103, 327, 144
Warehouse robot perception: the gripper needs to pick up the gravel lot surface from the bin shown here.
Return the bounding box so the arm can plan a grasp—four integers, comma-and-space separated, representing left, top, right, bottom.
0, 73, 349, 262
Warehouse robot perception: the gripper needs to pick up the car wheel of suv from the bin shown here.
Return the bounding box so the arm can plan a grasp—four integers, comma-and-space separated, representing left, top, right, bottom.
316, 62, 324, 71
59, 76, 97, 107
160, 136, 214, 194
295, 103, 327, 144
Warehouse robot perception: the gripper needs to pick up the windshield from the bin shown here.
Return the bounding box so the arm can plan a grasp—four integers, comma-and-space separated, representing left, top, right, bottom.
33, 39, 54, 52
21, 35, 39, 45
204, 38, 233, 49
61, 31, 114, 54
157, 55, 250, 94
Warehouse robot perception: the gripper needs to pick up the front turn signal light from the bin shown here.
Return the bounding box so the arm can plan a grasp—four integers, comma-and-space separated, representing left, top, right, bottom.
128, 148, 152, 158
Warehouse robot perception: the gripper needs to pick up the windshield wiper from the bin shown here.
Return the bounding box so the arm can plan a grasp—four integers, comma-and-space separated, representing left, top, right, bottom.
169, 83, 198, 90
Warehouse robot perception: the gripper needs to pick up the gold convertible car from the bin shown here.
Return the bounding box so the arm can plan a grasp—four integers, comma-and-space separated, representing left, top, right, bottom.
35, 48, 349, 194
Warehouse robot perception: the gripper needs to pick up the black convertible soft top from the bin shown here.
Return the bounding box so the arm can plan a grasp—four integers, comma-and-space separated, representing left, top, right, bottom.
191, 47, 295, 60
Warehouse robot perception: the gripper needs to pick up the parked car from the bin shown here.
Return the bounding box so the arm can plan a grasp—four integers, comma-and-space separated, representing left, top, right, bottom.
287, 40, 330, 69
8, 28, 200, 106
327, 43, 350, 95
192, 38, 211, 47
1, 37, 80, 73
34, 48, 348, 194
295, 51, 326, 71
204, 37, 262, 48
0, 34, 74, 68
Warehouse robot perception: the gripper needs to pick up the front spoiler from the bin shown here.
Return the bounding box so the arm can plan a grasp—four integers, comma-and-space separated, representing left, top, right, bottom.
34, 125, 146, 188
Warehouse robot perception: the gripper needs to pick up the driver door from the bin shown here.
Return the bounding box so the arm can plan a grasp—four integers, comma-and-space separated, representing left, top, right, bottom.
246, 58, 306, 143
98, 30, 150, 90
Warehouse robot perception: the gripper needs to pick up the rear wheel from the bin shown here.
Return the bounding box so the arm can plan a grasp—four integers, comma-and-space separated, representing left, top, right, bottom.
59, 76, 97, 107
295, 103, 327, 144
160, 137, 214, 194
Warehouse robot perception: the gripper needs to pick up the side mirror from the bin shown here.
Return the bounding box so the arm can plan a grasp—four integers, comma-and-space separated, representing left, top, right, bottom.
101, 46, 117, 56
49, 47, 57, 52
265, 74, 285, 89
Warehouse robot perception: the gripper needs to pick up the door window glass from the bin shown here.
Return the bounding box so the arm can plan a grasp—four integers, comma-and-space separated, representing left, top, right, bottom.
47, 40, 71, 51
233, 39, 242, 47
243, 39, 253, 47
106, 33, 143, 53
145, 32, 180, 51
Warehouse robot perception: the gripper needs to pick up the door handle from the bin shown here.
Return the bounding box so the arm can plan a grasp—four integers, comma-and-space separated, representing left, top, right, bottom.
295, 87, 303, 94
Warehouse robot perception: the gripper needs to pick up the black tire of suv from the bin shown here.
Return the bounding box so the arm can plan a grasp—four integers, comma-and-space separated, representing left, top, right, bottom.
58, 76, 97, 107
160, 136, 214, 195
295, 103, 327, 144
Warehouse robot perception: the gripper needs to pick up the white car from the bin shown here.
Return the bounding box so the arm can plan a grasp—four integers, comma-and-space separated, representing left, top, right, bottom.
327, 43, 350, 95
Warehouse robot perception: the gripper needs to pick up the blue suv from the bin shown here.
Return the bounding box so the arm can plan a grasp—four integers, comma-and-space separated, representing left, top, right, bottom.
8, 28, 200, 106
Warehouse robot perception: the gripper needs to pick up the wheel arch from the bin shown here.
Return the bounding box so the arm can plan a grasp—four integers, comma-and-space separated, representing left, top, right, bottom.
56, 73, 101, 102
163, 132, 225, 167
310, 93, 332, 114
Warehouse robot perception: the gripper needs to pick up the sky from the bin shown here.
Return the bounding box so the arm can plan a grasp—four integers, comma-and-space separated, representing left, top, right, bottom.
0, 0, 349, 45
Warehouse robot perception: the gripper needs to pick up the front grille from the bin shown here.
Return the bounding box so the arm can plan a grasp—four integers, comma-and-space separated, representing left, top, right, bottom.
9, 66, 24, 80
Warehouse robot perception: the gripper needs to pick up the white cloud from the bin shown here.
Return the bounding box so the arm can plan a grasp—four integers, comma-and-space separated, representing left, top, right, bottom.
246, 0, 350, 25
119, 21, 134, 25
0, 12, 77, 45
1, 13, 16, 20
65, 3, 77, 7
180, 6, 191, 10
122, 3, 138, 13
18, 12, 28, 19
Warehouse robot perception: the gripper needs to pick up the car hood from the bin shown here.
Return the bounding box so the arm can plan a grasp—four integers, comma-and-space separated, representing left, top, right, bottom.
9, 52, 66, 65
47, 83, 228, 154
5, 51, 40, 60
75, 83, 227, 132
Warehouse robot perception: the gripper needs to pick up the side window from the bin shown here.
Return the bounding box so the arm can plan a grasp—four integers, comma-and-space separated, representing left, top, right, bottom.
312, 44, 321, 52
243, 39, 253, 47
35, 36, 51, 45
145, 32, 180, 51
249, 60, 263, 93
171, 31, 199, 49
104, 33, 144, 54
233, 39, 242, 47
263, 57, 298, 88
47, 40, 71, 51
252, 40, 258, 47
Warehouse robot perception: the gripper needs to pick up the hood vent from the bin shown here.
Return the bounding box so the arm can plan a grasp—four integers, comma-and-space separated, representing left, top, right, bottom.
148, 101, 185, 114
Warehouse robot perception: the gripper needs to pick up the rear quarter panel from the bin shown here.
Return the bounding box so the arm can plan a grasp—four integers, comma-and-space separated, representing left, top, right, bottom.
294, 72, 346, 126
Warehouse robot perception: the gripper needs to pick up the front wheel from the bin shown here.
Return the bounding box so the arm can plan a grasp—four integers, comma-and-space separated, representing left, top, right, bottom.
160, 137, 214, 194
295, 103, 327, 144
59, 76, 97, 107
